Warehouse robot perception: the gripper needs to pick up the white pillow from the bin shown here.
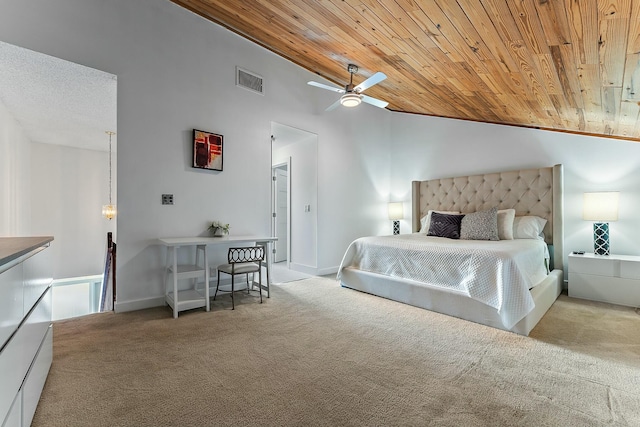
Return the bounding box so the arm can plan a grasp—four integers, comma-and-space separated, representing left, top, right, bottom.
420, 210, 460, 233
513, 216, 547, 240
497, 209, 516, 240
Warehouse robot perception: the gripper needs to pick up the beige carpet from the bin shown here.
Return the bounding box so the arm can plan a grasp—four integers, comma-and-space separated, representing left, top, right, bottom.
33, 277, 640, 426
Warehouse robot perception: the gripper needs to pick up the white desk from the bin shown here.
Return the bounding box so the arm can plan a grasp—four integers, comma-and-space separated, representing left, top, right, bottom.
158, 236, 277, 318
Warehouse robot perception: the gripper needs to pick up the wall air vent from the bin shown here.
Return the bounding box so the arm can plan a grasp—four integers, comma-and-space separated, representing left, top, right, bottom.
236, 67, 264, 95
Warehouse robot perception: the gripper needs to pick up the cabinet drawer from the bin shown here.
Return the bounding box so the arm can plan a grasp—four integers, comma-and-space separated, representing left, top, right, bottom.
620, 260, 640, 280
0, 287, 51, 421
1, 389, 21, 427
22, 325, 53, 427
23, 247, 53, 318
570, 273, 640, 307
569, 256, 616, 276
0, 264, 24, 350
19, 286, 52, 366
0, 329, 24, 423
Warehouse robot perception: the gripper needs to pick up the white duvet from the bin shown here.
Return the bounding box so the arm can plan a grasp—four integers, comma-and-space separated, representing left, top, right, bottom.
337, 234, 550, 329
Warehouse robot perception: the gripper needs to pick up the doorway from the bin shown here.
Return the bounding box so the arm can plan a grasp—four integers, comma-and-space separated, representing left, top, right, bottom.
270, 122, 318, 282
272, 162, 289, 264
0, 41, 117, 319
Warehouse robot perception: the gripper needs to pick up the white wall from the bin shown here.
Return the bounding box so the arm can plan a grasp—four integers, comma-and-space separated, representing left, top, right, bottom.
0, 0, 391, 309
0, 100, 31, 236
30, 142, 116, 278
390, 113, 640, 272
316, 107, 392, 272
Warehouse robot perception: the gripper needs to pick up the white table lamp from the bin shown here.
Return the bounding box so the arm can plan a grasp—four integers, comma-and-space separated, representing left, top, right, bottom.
388, 202, 404, 235
583, 192, 619, 255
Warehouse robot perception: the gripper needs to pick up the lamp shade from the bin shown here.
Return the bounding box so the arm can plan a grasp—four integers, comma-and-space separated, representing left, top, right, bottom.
388, 202, 404, 220
583, 192, 619, 222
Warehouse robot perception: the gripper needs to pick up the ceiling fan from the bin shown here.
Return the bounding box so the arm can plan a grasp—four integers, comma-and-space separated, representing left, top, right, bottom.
308, 64, 388, 111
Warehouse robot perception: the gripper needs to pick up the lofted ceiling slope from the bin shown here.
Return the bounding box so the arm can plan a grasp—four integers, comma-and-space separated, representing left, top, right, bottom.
171, 0, 640, 142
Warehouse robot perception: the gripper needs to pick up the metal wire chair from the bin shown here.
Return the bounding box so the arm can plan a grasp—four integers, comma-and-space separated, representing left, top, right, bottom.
214, 246, 265, 309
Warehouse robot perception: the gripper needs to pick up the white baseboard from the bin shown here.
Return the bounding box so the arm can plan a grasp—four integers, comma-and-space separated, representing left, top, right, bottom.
115, 296, 165, 313
289, 263, 318, 275
114, 277, 254, 313
283, 264, 338, 276
317, 266, 339, 276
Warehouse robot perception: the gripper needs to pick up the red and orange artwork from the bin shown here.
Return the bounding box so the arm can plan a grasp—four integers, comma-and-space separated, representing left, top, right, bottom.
193, 129, 223, 171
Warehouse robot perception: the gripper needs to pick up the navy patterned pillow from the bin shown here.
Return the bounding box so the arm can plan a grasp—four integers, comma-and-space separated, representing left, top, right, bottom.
427, 212, 465, 239
460, 207, 499, 241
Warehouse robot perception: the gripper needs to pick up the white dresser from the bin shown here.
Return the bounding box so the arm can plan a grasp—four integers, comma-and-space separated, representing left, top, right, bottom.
0, 237, 54, 427
568, 252, 640, 307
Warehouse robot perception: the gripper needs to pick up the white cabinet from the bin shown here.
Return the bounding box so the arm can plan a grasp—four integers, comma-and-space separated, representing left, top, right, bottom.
0, 237, 53, 427
569, 252, 640, 307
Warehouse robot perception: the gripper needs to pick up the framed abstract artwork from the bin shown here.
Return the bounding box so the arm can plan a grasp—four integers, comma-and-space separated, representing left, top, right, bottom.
192, 129, 223, 171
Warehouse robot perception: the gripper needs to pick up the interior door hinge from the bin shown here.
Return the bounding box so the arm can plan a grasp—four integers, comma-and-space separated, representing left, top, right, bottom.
272, 212, 276, 218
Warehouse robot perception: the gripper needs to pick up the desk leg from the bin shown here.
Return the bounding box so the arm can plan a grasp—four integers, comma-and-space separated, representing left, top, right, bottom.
172, 247, 179, 319
267, 241, 271, 298
255, 241, 271, 298
163, 248, 170, 306
204, 245, 210, 312
260, 241, 271, 298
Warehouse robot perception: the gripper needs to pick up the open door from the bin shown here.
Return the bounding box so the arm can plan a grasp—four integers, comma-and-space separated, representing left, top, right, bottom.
272, 160, 290, 264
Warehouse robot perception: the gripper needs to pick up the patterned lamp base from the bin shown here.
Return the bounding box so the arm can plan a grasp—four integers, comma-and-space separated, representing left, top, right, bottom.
593, 222, 610, 255
393, 220, 400, 235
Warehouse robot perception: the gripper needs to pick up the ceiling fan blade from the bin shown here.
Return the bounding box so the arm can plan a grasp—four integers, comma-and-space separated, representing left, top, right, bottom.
361, 95, 389, 109
325, 98, 342, 111
308, 81, 345, 93
354, 72, 387, 93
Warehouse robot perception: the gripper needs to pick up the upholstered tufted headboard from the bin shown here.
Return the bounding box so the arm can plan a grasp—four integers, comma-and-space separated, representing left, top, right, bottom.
412, 164, 564, 271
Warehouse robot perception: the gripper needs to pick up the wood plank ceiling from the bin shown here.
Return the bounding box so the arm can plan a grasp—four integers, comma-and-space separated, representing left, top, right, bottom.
171, 0, 640, 141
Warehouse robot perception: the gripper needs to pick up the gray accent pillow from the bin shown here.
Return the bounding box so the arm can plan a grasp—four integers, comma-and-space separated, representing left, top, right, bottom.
419, 210, 460, 233
460, 207, 499, 241
428, 212, 465, 239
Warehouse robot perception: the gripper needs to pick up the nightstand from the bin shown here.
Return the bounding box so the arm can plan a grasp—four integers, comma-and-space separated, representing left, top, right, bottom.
568, 252, 640, 307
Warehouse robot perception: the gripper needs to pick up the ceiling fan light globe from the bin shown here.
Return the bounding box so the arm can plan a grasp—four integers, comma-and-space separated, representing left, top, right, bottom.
340, 93, 362, 107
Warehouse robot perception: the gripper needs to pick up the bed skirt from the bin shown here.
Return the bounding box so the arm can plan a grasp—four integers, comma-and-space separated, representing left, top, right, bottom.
339, 268, 563, 336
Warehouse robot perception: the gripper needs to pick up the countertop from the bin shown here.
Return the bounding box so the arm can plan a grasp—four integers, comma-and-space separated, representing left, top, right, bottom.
0, 236, 54, 268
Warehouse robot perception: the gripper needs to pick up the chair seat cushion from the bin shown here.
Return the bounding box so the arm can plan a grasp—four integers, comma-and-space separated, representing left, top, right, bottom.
216, 263, 260, 274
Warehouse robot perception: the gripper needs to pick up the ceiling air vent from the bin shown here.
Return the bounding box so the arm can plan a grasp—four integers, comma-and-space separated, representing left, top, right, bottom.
236, 67, 264, 95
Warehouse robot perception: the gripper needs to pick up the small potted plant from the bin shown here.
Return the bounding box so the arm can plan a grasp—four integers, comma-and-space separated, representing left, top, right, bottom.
209, 221, 230, 237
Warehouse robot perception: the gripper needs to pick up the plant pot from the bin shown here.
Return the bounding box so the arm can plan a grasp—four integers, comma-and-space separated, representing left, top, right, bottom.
212, 228, 224, 237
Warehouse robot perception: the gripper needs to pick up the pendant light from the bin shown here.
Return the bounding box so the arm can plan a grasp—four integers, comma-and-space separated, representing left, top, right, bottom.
102, 131, 116, 219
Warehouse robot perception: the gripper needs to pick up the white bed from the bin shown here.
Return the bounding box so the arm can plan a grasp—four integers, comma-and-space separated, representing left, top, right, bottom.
338, 165, 564, 335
